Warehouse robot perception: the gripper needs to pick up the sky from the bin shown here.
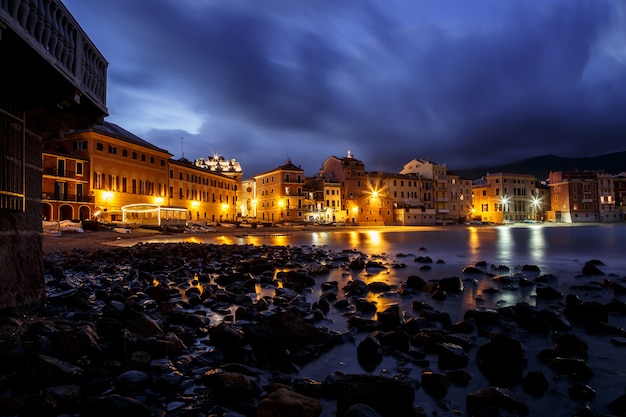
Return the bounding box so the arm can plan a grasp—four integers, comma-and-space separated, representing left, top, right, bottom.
63, 0, 626, 178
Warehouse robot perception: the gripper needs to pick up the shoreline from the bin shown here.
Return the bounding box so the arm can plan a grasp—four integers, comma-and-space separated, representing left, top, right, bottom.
41, 221, 620, 254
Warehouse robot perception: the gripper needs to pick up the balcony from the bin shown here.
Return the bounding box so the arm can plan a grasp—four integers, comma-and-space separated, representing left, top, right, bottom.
42, 193, 94, 203
42, 167, 81, 178
1, 0, 108, 135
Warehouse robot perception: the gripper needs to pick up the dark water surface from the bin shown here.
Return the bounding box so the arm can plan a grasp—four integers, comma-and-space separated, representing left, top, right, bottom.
118, 223, 626, 416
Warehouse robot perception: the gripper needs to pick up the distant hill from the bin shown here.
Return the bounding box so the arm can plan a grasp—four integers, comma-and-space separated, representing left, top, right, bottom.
454, 151, 626, 181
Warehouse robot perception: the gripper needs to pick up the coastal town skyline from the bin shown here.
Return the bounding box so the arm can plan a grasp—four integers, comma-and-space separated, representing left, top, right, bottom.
63, 0, 626, 178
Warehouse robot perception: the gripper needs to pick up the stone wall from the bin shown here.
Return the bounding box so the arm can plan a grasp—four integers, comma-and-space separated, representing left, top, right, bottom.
0, 127, 44, 310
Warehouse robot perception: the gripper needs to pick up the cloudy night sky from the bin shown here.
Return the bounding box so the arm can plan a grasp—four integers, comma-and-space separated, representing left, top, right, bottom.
63, 0, 626, 178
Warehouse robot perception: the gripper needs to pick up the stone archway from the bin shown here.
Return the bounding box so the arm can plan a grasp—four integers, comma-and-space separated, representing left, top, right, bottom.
41, 203, 53, 221
59, 205, 73, 221
79, 206, 91, 221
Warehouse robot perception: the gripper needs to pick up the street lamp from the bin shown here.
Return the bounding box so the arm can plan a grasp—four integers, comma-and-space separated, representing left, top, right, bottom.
500, 195, 510, 223
531, 196, 541, 222
102, 191, 113, 213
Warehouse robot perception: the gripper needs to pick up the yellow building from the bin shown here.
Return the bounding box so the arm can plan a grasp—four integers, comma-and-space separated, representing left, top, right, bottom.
472, 172, 537, 224
254, 159, 305, 223
168, 158, 238, 224
58, 122, 171, 223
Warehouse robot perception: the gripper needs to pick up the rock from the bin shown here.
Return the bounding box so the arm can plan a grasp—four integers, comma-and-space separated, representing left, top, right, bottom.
476, 333, 525, 387
341, 403, 384, 417
334, 374, 416, 417
562, 301, 608, 323
87, 394, 152, 417
113, 370, 151, 394
553, 332, 588, 359
522, 370, 548, 396
376, 304, 404, 330
421, 371, 449, 397
569, 383, 596, 401
548, 357, 594, 381
202, 369, 262, 405
257, 387, 322, 417
438, 342, 468, 370
466, 387, 528, 416
357, 333, 384, 371
581, 261, 605, 276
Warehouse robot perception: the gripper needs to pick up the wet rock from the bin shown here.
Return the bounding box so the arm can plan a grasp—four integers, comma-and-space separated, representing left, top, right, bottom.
367, 281, 392, 293
202, 369, 262, 405
476, 333, 525, 387
113, 369, 151, 394
357, 333, 384, 371
522, 370, 548, 396
376, 304, 404, 330
445, 369, 472, 387
435, 276, 464, 293
548, 357, 594, 381
608, 393, 626, 415
562, 301, 608, 323
521, 264, 540, 273
553, 332, 588, 359
341, 403, 384, 417
462, 266, 485, 274
87, 394, 152, 417
534, 284, 563, 300
569, 383, 596, 401
334, 374, 416, 417
257, 386, 322, 417
466, 387, 528, 416
414, 256, 433, 264
581, 261, 605, 276
421, 371, 449, 397
464, 307, 499, 327
437, 342, 468, 370
347, 316, 385, 332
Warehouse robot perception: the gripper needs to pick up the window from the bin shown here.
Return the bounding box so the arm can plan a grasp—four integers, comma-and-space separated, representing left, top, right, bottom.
141, 154, 146, 162
122, 178, 127, 193
132, 152, 138, 160
122, 149, 128, 157
73, 141, 88, 150
93, 173, 104, 189
96, 142, 104, 151
108, 145, 117, 154
76, 162, 83, 176
150, 156, 155, 164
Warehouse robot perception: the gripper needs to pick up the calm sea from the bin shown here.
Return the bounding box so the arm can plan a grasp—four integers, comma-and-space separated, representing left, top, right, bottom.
118, 223, 626, 416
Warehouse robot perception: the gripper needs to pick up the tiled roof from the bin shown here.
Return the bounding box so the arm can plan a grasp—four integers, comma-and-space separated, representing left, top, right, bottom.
68, 121, 172, 155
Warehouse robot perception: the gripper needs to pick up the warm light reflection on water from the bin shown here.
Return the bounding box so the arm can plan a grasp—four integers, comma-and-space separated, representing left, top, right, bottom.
496, 226, 514, 264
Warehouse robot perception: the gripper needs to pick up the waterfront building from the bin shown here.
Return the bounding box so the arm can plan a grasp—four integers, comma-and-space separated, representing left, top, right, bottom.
303, 175, 342, 223
169, 158, 239, 224
400, 158, 473, 224
254, 159, 305, 223
56, 122, 172, 223
41, 145, 94, 221
472, 172, 537, 224
240, 178, 257, 219
615, 173, 626, 221
319, 152, 393, 225
547, 171, 610, 223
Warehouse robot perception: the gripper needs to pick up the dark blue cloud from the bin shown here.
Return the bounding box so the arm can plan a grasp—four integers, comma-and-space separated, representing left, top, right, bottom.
64, 0, 626, 178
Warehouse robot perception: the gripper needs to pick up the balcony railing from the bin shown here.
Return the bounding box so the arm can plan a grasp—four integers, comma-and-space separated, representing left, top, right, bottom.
42, 193, 94, 203
42, 167, 82, 178
1, 0, 107, 110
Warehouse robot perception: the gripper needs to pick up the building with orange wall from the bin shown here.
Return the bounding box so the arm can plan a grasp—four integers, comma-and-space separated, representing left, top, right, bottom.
53, 122, 172, 222
168, 158, 239, 224
254, 159, 305, 223
41, 145, 94, 221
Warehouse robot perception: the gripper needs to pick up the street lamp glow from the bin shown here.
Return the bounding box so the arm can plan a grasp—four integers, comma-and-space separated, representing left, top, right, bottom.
102, 191, 113, 200
221, 203, 229, 211
154, 197, 164, 205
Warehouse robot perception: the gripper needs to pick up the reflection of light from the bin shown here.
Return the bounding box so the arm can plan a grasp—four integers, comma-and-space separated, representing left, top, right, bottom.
366, 230, 381, 246
468, 227, 479, 258
528, 226, 545, 261
496, 226, 513, 264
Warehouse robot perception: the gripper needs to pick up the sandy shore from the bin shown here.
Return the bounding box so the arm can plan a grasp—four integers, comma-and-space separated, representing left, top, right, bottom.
41, 224, 370, 254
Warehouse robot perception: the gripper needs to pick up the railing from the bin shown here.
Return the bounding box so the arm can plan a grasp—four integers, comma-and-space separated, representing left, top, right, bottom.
42, 167, 79, 178
0, 0, 107, 111
42, 193, 94, 203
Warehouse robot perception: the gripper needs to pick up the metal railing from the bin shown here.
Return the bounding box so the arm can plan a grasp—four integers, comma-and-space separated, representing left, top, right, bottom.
42, 192, 94, 202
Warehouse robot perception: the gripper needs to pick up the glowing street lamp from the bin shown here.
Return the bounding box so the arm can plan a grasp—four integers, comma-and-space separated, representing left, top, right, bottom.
154, 197, 164, 206
531, 196, 542, 221
102, 191, 113, 213
500, 195, 510, 223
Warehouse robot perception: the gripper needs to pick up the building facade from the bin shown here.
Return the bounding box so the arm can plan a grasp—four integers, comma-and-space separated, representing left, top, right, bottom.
254, 160, 305, 223
41, 146, 94, 221
472, 172, 537, 224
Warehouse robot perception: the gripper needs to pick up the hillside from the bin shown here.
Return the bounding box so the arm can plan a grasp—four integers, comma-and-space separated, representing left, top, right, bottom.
454, 151, 626, 181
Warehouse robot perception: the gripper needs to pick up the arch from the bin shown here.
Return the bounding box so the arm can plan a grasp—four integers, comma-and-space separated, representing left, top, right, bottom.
59, 204, 73, 220
79, 205, 91, 221
41, 203, 53, 221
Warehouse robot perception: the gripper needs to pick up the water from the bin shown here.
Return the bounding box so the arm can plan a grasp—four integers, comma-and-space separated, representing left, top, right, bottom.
115, 223, 626, 416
